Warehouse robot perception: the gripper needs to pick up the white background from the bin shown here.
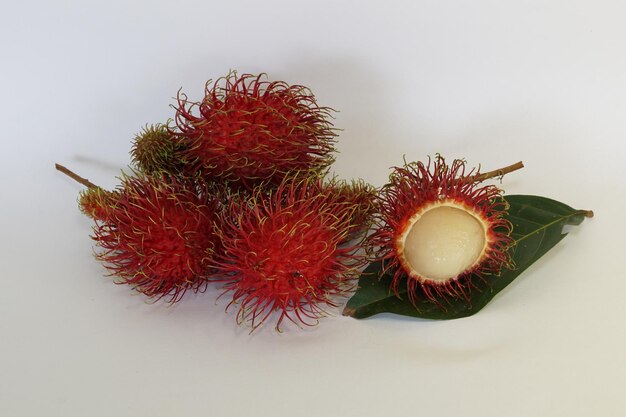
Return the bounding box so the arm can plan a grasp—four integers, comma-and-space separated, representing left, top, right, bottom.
1, 1, 624, 416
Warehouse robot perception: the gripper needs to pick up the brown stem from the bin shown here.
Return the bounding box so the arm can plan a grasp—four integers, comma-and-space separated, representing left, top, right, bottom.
471, 161, 524, 182
581, 210, 594, 218
55, 163, 99, 189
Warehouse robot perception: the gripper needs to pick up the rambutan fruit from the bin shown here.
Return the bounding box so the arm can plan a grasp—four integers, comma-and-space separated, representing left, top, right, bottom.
321, 178, 377, 234
91, 174, 223, 302
130, 124, 187, 176
78, 187, 118, 222
215, 176, 367, 330
55, 163, 118, 222
173, 72, 337, 189
370, 156, 515, 305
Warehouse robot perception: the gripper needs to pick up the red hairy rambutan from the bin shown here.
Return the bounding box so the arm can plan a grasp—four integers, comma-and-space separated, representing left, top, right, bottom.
92, 174, 223, 302
322, 178, 377, 234
215, 176, 367, 330
370, 156, 514, 305
173, 72, 336, 189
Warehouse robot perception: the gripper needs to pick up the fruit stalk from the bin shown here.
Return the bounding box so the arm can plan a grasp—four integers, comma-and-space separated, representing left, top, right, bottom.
55, 163, 98, 189
471, 161, 524, 182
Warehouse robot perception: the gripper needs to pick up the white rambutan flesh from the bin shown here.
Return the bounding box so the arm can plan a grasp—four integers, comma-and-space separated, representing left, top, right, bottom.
399, 203, 488, 283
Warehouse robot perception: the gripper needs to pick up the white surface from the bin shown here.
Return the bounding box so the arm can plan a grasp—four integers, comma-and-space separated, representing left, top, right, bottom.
1, 1, 624, 416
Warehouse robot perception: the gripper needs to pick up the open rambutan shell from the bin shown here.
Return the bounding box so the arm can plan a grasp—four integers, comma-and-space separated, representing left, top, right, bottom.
370, 156, 514, 305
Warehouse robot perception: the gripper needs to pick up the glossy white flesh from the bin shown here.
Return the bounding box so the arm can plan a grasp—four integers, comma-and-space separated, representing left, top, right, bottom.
403, 206, 486, 282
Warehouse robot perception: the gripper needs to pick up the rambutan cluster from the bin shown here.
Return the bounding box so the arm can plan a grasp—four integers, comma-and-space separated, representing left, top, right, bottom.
59, 71, 378, 330
57, 71, 519, 330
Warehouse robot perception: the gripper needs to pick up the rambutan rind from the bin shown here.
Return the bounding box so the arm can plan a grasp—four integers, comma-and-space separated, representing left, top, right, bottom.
214, 175, 368, 331
92, 174, 223, 302
369, 156, 514, 305
172, 72, 337, 190
321, 177, 377, 235
79, 187, 118, 222
131, 124, 188, 176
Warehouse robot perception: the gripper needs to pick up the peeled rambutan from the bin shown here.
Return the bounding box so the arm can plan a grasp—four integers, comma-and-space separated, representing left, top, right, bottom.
173, 72, 337, 189
370, 156, 514, 305
130, 124, 187, 176
215, 176, 367, 330
92, 174, 223, 302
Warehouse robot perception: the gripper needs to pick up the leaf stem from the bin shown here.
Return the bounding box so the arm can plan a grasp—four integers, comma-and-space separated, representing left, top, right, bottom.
472, 161, 524, 182
55, 163, 99, 189
580, 210, 594, 218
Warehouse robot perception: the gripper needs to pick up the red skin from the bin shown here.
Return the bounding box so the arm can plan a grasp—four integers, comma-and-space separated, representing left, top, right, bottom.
173, 73, 336, 190
369, 156, 514, 305
92, 176, 222, 302
215, 176, 368, 331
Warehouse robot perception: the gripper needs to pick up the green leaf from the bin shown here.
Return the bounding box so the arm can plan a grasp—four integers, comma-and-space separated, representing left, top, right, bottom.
343, 195, 592, 320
